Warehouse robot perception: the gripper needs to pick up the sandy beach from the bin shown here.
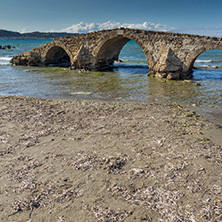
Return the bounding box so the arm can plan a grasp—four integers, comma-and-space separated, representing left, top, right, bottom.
0, 96, 221, 222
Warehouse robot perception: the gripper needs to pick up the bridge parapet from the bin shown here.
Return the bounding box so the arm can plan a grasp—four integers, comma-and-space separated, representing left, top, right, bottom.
10, 28, 222, 80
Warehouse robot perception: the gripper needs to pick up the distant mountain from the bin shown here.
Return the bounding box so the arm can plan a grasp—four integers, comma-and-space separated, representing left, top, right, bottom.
0, 29, 78, 39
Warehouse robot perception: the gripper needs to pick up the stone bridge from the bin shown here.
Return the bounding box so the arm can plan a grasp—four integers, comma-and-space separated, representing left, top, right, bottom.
11, 28, 222, 79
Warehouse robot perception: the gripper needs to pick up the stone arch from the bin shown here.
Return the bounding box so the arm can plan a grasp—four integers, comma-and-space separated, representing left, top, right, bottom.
185, 43, 222, 72
93, 33, 151, 70
44, 45, 71, 67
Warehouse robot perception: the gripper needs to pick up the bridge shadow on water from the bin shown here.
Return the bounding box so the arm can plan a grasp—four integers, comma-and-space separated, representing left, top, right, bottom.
106, 63, 149, 75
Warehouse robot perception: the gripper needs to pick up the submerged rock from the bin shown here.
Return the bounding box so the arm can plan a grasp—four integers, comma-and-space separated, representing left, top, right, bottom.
0, 45, 16, 49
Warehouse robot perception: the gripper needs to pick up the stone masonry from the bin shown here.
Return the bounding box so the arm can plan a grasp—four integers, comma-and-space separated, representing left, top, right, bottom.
10, 28, 222, 79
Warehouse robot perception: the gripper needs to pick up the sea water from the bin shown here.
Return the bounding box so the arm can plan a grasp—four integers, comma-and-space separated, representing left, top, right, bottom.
0, 39, 221, 118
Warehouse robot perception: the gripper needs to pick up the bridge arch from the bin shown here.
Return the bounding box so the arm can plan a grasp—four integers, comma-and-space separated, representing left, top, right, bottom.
185, 43, 222, 72
44, 45, 71, 67
93, 33, 151, 70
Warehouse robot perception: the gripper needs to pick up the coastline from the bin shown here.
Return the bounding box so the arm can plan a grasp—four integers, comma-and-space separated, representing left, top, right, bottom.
0, 95, 221, 221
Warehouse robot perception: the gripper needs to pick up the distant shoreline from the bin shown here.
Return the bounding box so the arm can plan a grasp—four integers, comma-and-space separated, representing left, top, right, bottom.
0, 29, 78, 40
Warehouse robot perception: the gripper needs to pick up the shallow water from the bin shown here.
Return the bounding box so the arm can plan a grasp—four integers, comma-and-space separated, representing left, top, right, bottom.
0, 39, 222, 123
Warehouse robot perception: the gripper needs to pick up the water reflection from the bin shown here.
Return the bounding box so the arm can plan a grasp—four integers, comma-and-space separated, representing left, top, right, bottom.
147, 78, 200, 101
0, 63, 221, 112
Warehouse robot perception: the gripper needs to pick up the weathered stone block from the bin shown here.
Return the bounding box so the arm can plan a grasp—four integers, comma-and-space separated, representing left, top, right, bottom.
167, 72, 181, 80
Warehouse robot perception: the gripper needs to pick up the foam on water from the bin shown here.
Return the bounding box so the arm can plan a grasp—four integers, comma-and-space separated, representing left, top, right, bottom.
0, 62, 9, 65
0, 57, 12, 61
195, 59, 222, 63
0, 56, 12, 65
195, 59, 212, 63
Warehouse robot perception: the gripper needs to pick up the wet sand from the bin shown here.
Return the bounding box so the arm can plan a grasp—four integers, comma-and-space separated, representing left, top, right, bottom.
185, 107, 222, 147
0, 96, 221, 222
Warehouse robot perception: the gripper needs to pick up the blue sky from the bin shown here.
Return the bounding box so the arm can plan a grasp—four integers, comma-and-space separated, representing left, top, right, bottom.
0, 0, 222, 36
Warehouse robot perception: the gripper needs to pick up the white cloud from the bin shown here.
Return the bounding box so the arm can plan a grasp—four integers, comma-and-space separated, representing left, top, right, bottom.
57, 20, 175, 33
20, 28, 31, 33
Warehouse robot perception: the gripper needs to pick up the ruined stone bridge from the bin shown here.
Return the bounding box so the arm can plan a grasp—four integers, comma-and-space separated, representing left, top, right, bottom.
11, 28, 222, 79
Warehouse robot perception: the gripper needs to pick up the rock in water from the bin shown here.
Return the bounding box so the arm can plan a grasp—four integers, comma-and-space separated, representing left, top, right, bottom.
1, 45, 16, 50
167, 72, 181, 80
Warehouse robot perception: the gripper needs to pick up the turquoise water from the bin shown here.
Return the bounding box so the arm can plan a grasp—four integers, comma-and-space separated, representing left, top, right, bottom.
0, 39, 222, 114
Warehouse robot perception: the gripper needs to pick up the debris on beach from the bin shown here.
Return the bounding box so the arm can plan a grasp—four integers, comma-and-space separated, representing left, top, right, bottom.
0, 96, 221, 221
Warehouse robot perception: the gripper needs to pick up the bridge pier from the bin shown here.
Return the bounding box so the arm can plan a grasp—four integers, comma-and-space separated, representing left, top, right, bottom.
10, 28, 222, 80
